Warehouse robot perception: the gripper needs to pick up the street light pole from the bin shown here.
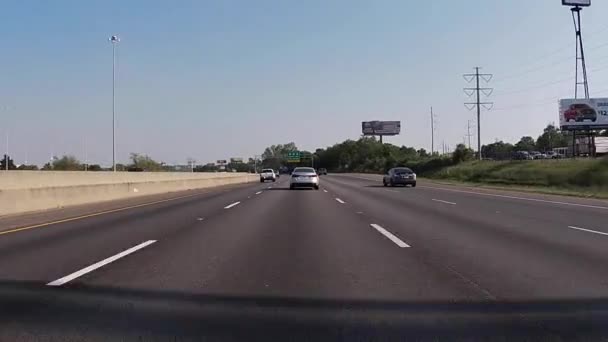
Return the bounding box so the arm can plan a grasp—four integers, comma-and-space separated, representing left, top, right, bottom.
110, 35, 120, 172
4, 133, 8, 171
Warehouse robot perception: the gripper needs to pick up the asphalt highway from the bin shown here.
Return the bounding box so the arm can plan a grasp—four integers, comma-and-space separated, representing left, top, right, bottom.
2, 174, 608, 341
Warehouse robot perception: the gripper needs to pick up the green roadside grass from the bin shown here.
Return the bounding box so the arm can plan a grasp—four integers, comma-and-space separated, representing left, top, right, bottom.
423, 158, 608, 199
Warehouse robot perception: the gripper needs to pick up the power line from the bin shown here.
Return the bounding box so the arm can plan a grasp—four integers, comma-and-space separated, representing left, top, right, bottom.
494, 75, 573, 96
464, 67, 493, 160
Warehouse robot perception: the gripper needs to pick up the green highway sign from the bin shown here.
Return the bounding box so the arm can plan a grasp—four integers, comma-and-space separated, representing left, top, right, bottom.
287, 151, 301, 163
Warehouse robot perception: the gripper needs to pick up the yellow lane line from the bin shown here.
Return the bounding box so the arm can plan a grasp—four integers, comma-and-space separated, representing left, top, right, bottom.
0, 192, 206, 237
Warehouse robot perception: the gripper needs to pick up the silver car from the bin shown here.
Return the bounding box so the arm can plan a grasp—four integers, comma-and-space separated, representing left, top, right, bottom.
289, 167, 320, 190
383, 167, 417, 187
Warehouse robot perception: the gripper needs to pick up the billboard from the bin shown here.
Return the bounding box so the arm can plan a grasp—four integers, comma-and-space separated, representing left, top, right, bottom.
216, 160, 227, 165
559, 98, 608, 130
230, 158, 243, 163
562, 0, 590, 6
362, 121, 401, 136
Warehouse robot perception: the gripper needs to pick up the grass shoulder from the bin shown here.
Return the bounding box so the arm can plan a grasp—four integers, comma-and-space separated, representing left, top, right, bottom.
422, 158, 608, 199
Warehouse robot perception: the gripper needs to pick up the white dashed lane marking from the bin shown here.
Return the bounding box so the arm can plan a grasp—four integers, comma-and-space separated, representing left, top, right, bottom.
224, 202, 241, 209
370, 224, 410, 248
47, 240, 157, 286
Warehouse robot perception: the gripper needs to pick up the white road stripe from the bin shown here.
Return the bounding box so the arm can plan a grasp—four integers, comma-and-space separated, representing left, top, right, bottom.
432, 199, 456, 205
224, 201, 241, 209
386, 189, 399, 193
568, 225, 608, 236
323, 189, 328, 193
47, 240, 157, 286
419, 185, 608, 210
370, 224, 410, 248
335, 198, 345, 204
255, 191, 263, 195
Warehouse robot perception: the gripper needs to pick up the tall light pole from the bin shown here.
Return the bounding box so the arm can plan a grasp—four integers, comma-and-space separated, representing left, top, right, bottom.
430, 107, 435, 155
110, 35, 120, 172
4, 132, 8, 171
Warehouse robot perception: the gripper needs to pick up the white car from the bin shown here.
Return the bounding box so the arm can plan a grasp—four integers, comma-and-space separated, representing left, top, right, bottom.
289, 167, 319, 190
260, 169, 276, 183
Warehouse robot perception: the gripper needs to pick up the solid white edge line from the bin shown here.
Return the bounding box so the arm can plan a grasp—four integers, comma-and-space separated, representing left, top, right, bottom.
419, 185, 608, 210
47, 240, 157, 286
370, 224, 410, 248
224, 201, 241, 209
568, 225, 608, 236
432, 199, 457, 205
255, 191, 263, 195
335, 198, 345, 204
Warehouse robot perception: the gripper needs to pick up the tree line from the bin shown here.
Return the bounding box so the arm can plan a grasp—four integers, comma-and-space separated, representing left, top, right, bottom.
258, 124, 593, 175
0, 153, 251, 172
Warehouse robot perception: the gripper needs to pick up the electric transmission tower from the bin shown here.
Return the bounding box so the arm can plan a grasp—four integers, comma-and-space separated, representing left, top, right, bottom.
464, 67, 493, 160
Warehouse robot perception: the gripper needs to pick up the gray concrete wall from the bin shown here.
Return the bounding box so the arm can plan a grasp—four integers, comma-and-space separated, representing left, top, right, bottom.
0, 171, 256, 216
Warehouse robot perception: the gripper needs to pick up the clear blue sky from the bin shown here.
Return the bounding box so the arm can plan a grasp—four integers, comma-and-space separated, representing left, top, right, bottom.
2, 0, 608, 166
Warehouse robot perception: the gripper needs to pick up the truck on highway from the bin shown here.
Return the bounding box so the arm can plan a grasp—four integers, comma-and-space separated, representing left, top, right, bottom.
260, 169, 277, 183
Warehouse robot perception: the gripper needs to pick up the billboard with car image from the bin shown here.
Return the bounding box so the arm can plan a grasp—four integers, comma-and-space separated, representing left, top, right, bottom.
559, 98, 608, 130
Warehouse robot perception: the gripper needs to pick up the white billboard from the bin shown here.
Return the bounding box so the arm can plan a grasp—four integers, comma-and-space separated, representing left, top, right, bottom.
562, 0, 591, 6
559, 98, 608, 130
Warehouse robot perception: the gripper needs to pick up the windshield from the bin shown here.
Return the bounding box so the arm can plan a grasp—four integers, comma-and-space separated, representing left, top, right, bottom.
3, 1, 608, 340
293, 167, 315, 173
394, 168, 413, 174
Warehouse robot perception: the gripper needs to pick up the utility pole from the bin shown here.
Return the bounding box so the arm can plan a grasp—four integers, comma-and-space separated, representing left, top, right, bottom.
569, 5, 589, 99
4, 133, 8, 171
430, 107, 435, 155
84, 137, 88, 171
464, 67, 493, 160
110, 35, 120, 172
466, 120, 475, 149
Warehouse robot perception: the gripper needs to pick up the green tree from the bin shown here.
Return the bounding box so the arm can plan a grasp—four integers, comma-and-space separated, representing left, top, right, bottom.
482, 141, 515, 160
129, 153, 163, 171
417, 148, 429, 158
17, 164, 39, 170
194, 163, 218, 172
515, 136, 536, 151
87, 164, 102, 171
536, 124, 568, 151
0, 154, 17, 170
52, 155, 82, 171
261, 142, 299, 170
452, 144, 474, 164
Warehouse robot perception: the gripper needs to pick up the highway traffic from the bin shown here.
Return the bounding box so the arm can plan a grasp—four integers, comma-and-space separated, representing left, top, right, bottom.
1, 174, 608, 340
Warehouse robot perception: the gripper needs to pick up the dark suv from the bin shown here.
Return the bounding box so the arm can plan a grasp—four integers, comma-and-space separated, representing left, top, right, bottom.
564, 103, 597, 122
317, 168, 327, 175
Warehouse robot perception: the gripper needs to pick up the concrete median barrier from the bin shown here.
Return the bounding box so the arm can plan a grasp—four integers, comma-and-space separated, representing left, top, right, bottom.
0, 171, 257, 216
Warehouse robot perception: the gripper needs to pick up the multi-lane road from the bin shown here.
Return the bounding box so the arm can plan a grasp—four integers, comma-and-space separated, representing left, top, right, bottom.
2, 174, 608, 340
